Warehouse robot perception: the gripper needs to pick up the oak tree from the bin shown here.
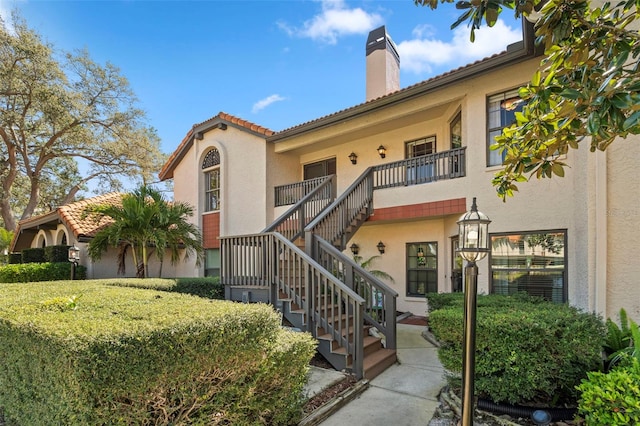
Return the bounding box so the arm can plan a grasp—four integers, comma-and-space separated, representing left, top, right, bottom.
0, 12, 165, 230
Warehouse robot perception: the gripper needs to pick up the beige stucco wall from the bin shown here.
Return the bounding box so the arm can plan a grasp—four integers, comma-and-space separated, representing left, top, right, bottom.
603, 136, 640, 322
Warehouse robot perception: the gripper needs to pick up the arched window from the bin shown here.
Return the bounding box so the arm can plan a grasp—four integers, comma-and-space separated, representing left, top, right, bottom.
202, 148, 221, 212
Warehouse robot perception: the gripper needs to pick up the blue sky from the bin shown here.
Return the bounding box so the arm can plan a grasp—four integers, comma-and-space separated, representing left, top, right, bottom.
0, 0, 523, 157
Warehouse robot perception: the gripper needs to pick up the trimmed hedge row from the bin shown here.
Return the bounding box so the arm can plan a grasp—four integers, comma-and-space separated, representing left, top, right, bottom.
427, 293, 606, 405
98, 276, 225, 299
10, 245, 72, 264
0, 281, 316, 425
0, 262, 87, 283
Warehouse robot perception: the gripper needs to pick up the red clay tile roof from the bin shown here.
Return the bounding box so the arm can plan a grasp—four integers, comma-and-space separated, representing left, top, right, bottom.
159, 112, 275, 181
15, 192, 124, 241
58, 192, 124, 238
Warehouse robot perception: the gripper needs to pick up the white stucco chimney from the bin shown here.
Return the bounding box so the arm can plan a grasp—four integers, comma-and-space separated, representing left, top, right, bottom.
366, 26, 400, 101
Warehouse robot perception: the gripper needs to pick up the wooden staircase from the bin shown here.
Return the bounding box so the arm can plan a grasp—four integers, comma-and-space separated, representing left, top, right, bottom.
221, 171, 398, 380
278, 247, 396, 380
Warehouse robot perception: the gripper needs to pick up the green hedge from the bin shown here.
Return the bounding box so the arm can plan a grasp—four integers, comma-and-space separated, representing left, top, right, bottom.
21, 247, 45, 263
428, 294, 606, 405
44, 245, 71, 263
577, 357, 640, 425
426, 291, 546, 313
8, 253, 21, 264
0, 281, 316, 425
95, 277, 224, 299
0, 262, 87, 283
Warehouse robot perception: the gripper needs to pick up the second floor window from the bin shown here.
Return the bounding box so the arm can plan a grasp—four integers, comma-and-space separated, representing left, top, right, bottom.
202, 148, 221, 212
405, 136, 436, 184
487, 89, 525, 167
450, 112, 462, 149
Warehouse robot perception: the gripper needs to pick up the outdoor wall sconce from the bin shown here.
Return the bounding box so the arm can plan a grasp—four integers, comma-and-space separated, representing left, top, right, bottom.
377, 145, 386, 158
376, 241, 386, 254
350, 243, 360, 255
349, 152, 358, 165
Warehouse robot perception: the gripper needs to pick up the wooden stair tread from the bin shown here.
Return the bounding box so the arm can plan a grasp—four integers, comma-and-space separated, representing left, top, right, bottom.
332, 335, 380, 356
362, 348, 397, 380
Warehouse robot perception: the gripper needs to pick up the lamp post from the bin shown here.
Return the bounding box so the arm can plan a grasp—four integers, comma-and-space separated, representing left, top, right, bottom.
457, 197, 491, 426
68, 244, 80, 280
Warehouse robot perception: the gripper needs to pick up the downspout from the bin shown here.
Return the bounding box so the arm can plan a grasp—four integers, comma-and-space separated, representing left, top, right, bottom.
594, 150, 607, 317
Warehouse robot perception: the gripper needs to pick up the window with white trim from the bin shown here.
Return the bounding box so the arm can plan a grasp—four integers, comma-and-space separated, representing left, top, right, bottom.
202, 148, 221, 212
487, 89, 525, 167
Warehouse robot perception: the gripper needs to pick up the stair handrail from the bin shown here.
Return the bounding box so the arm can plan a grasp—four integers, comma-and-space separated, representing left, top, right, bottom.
220, 231, 367, 379
310, 235, 398, 350
304, 167, 374, 250
263, 175, 336, 242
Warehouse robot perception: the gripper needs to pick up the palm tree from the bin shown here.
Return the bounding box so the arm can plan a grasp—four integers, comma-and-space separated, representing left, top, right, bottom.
85, 186, 203, 278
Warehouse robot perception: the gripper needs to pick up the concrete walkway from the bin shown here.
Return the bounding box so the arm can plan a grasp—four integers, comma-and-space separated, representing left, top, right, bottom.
315, 323, 446, 425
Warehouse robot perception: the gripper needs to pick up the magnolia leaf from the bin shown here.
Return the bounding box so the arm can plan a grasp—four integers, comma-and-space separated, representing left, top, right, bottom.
551, 162, 565, 177
623, 110, 640, 131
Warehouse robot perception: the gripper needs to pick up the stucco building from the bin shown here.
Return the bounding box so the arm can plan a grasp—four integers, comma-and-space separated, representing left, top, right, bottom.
160, 21, 639, 325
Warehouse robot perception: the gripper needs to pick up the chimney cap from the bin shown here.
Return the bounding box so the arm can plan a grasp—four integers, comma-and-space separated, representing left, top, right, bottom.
366, 25, 399, 63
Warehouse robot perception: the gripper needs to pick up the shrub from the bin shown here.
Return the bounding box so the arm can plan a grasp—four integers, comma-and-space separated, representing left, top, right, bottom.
429, 295, 606, 405
604, 308, 640, 370
577, 357, 640, 425
8, 253, 21, 264
426, 291, 547, 314
0, 280, 316, 425
44, 245, 71, 263
0, 262, 87, 283
21, 247, 45, 263
98, 277, 224, 299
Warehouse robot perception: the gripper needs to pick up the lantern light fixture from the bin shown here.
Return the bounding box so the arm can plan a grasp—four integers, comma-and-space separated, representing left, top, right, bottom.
350, 243, 360, 256
68, 244, 80, 281
457, 197, 491, 262
376, 241, 386, 254
456, 197, 491, 426
349, 152, 358, 165
377, 145, 386, 158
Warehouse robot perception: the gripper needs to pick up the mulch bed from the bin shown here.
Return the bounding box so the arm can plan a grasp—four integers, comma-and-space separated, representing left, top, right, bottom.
303, 374, 358, 414
398, 315, 428, 326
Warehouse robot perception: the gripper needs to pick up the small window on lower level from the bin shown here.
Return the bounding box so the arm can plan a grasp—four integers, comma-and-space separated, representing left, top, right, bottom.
406, 242, 438, 297
490, 230, 567, 303
205, 248, 220, 278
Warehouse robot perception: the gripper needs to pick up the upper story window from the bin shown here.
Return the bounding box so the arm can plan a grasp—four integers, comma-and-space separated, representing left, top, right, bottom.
202, 148, 221, 212
405, 136, 436, 183
450, 112, 462, 149
303, 158, 336, 180
487, 89, 525, 167
406, 136, 435, 158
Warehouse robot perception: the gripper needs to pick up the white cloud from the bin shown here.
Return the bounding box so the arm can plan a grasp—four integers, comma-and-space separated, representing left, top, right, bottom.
252, 94, 286, 113
0, 0, 19, 35
278, 0, 383, 45
398, 19, 522, 75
